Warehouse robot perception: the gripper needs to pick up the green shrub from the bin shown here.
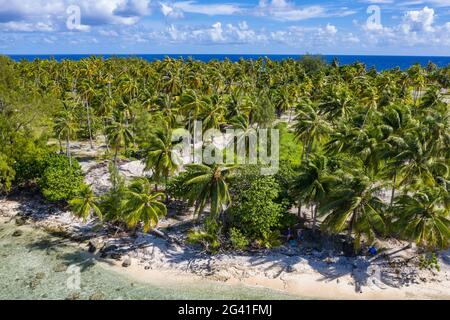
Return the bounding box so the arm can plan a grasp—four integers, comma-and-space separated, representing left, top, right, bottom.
166, 171, 192, 200
229, 228, 249, 251
229, 170, 284, 247
187, 229, 221, 254
99, 162, 127, 222
37, 154, 84, 202
276, 123, 303, 166
280, 213, 300, 229
0, 153, 15, 193
419, 253, 440, 272
11, 141, 50, 184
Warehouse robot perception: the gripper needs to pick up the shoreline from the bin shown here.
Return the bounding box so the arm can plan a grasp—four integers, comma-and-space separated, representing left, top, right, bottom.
101, 254, 450, 300
2, 196, 450, 300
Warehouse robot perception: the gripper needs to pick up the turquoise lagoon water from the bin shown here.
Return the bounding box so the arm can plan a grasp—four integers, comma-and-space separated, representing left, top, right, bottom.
0, 218, 296, 300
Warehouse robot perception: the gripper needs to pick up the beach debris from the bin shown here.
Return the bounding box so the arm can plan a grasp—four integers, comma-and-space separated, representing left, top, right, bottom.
15, 217, 27, 226
53, 264, 68, 273
12, 229, 23, 237
66, 292, 81, 300
87, 239, 104, 253
122, 258, 132, 268
89, 291, 105, 300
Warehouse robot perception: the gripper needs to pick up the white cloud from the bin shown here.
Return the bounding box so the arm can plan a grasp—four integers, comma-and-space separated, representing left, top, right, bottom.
164, 21, 267, 44
360, 6, 450, 48
0, 0, 153, 32
344, 33, 360, 43
172, 1, 242, 16
401, 6, 435, 33
160, 2, 184, 19
210, 22, 225, 42
98, 29, 119, 37
363, 0, 394, 3
255, 1, 356, 21
0, 21, 55, 32
256, 1, 327, 21
325, 23, 337, 35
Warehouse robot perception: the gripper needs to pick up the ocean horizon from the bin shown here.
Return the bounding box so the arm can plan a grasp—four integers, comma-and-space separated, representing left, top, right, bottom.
4, 54, 450, 71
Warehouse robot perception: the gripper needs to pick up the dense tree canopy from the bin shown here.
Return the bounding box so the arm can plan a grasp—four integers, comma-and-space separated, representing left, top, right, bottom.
0, 54, 449, 252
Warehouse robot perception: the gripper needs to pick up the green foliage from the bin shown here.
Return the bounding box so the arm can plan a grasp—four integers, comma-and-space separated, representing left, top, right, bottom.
99, 163, 128, 223
187, 230, 221, 254
277, 123, 303, 165
123, 178, 167, 232
298, 55, 328, 75
184, 163, 234, 220
274, 160, 297, 210
229, 170, 284, 246
143, 123, 182, 183
98, 165, 168, 232
419, 253, 440, 272
229, 228, 249, 251
69, 185, 102, 222
11, 141, 50, 184
0, 153, 15, 193
0, 55, 449, 253
393, 188, 450, 249
37, 153, 84, 202
319, 171, 386, 251
280, 213, 300, 229
166, 171, 194, 200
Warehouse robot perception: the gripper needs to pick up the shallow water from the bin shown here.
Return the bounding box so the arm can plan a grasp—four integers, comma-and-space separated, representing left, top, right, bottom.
0, 218, 296, 300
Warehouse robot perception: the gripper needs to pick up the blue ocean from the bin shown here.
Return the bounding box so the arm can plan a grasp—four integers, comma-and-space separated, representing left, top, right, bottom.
5, 54, 450, 71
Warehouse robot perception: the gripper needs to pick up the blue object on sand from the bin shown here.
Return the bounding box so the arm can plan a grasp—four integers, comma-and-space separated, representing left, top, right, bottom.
368, 247, 377, 255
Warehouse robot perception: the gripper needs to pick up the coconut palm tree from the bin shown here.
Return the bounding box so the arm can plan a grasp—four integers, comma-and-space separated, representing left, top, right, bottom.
397, 136, 449, 189
54, 102, 77, 166
143, 123, 182, 189
106, 110, 133, 162
69, 185, 102, 222
290, 154, 332, 229
294, 99, 331, 161
408, 64, 426, 105
184, 163, 235, 221
319, 84, 354, 121
179, 89, 206, 132
124, 178, 167, 232
200, 94, 226, 130
393, 188, 450, 249
319, 172, 386, 251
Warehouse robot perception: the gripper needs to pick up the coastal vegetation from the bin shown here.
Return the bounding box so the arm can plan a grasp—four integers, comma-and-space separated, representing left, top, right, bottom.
0, 55, 449, 256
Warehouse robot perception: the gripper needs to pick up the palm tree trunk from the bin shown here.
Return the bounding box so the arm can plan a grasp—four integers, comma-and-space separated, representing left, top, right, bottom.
113, 148, 118, 166
306, 138, 313, 161
302, 138, 308, 162
58, 134, 63, 154
86, 100, 94, 150
66, 136, 72, 167
103, 119, 110, 153
297, 202, 302, 218
312, 205, 318, 232
390, 172, 397, 207
164, 175, 170, 203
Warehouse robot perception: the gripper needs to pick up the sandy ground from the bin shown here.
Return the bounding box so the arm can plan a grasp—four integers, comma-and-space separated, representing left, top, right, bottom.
100, 255, 450, 300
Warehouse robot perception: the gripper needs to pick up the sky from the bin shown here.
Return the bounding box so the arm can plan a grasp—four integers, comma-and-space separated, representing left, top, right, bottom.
0, 0, 449, 56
